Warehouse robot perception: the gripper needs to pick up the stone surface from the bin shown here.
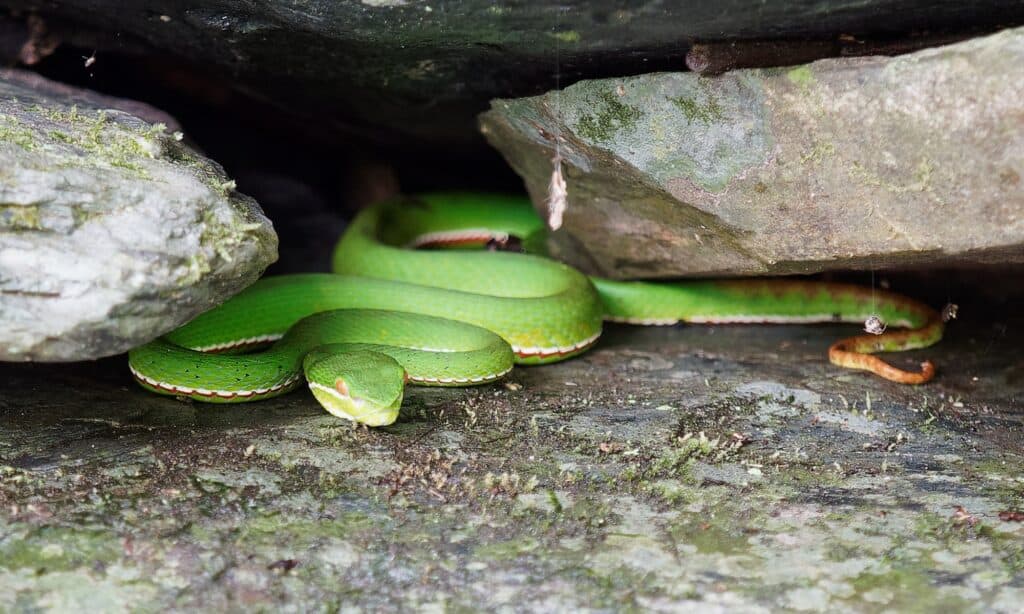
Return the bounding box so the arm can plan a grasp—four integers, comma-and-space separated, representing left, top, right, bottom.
2, 1, 1022, 144
480, 27, 1024, 279
0, 70, 277, 361
1, 279, 1023, 610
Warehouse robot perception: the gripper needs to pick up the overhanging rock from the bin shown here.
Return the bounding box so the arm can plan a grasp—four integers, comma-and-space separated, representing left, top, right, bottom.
4, 1, 1023, 145
480, 27, 1024, 278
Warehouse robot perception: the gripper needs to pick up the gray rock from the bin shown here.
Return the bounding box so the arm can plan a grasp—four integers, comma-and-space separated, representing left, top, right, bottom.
480, 27, 1024, 278
2, 280, 1024, 610
3, 1, 1022, 144
0, 70, 277, 361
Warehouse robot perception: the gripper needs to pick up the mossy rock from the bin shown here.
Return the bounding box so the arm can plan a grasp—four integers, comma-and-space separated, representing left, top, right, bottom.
0, 69, 277, 361
480, 27, 1024, 278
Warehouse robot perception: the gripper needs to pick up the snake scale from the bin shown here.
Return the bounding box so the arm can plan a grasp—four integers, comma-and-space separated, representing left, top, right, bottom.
129, 192, 944, 426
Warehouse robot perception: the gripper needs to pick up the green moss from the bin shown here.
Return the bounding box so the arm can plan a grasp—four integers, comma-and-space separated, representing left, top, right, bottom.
550, 30, 580, 43
161, 136, 242, 196
774, 463, 844, 489
680, 523, 750, 555
786, 65, 814, 89
34, 107, 160, 175
196, 208, 265, 267
235, 512, 376, 550
0, 204, 43, 230
575, 91, 642, 143
49, 130, 73, 143
546, 488, 565, 513
0, 115, 37, 150
668, 95, 724, 124
799, 141, 836, 164
909, 510, 1024, 574
70, 204, 104, 228
473, 538, 540, 561
847, 567, 971, 612
0, 527, 121, 572
647, 479, 695, 505
46, 106, 82, 124
85, 111, 147, 172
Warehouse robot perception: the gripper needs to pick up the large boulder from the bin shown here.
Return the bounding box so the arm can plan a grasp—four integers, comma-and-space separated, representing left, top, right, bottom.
0, 69, 277, 361
479, 27, 1024, 278
2, 1, 1022, 144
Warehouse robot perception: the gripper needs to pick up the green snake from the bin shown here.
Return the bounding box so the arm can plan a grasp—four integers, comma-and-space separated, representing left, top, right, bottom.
129, 192, 944, 426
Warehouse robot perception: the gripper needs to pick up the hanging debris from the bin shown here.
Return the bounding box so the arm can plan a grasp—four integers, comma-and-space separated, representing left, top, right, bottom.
546, 154, 568, 231
863, 315, 887, 335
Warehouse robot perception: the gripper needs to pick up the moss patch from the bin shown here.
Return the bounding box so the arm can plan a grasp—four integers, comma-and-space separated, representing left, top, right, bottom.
550, 30, 580, 44
669, 94, 724, 124
49, 109, 155, 174
0, 204, 42, 231
575, 91, 643, 143
0, 114, 37, 150
786, 65, 814, 89
0, 527, 122, 573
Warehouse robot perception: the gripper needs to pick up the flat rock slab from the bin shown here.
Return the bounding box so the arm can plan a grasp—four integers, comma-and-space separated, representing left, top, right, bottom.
0, 69, 277, 361
1, 301, 1022, 610
480, 27, 1024, 278
4, 2, 1023, 144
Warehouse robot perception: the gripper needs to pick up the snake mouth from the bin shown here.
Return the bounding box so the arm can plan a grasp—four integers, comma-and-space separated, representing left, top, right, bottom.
308, 381, 400, 426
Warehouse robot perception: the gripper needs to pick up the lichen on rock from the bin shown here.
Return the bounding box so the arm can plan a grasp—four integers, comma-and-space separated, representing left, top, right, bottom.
480, 26, 1024, 279
0, 69, 277, 361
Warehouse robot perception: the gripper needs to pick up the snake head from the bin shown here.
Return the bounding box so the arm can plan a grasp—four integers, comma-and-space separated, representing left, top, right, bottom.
304, 348, 406, 426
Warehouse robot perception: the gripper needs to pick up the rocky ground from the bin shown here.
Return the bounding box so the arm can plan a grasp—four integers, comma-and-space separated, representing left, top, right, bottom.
2, 287, 1022, 611
2, 4, 1023, 611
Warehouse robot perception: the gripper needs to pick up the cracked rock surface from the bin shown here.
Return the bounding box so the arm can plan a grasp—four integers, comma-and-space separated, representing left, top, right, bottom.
0, 69, 277, 361
480, 27, 1024, 278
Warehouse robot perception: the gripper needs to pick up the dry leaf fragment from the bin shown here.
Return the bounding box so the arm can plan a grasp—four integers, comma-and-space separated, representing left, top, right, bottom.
546, 155, 567, 230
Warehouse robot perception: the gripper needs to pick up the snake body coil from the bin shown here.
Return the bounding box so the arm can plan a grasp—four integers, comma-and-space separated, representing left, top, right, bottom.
129, 193, 943, 425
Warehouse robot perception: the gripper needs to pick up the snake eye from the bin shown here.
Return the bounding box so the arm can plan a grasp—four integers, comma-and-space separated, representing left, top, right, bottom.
335, 378, 349, 396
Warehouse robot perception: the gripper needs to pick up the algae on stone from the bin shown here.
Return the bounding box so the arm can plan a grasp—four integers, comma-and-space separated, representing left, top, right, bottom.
480, 26, 1024, 278
2, 307, 1024, 610
0, 70, 277, 361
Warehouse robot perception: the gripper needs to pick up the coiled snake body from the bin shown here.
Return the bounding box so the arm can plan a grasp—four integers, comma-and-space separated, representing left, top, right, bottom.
129, 193, 943, 426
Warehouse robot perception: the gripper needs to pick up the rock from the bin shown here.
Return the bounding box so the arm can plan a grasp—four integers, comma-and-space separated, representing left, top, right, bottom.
479, 27, 1024, 278
3, 283, 1024, 609
3, 2, 1022, 144
0, 70, 277, 361
0, 68, 182, 132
